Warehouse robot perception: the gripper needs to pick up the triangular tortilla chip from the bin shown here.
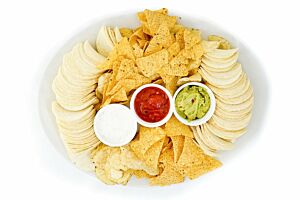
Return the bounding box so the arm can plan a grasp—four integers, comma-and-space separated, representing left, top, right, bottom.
130, 126, 166, 158
145, 24, 174, 55
144, 138, 165, 169
165, 116, 194, 138
184, 29, 201, 49
136, 49, 169, 77
144, 9, 177, 35
170, 135, 185, 162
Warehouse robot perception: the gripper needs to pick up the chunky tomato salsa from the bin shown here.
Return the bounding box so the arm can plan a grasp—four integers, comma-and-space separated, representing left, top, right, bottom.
134, 87, 170, 123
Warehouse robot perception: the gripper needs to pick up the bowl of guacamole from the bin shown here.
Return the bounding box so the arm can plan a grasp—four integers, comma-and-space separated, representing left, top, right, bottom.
173, 82, 216, 126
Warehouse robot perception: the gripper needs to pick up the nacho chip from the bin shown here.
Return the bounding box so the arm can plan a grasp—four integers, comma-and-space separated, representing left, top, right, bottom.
119, 28, 133, 38
116, 37, 135, 60
120, 146, 159, 176
137, 39, 149, 49
130, 126, 166, 157
144, 9, 177, 35
136, 49, 168, 77
175, 28, 185, 49
116, 59, 138, 81
184, 29, 201, 49
170, 135, 185, 162
129, 27, 149, 46
177, 156, 222, 180
177, 137, 204, 166
162, 51, 190, 76
149, 163, 184, 186
144, 138, 165, 169
167, 42, 181, 61
145, 23, 174, 55
165, 116, 194, 138
110, 87, 128, 102
165, 75, 178, 95
132, 170, 154, 179
150, 148, 184, 186
132, 43, 144, 58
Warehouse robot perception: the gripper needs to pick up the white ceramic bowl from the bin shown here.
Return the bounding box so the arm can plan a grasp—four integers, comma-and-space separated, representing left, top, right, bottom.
173, 82, 216, 126
93, 104, 137, 147
130, 84, 174, 128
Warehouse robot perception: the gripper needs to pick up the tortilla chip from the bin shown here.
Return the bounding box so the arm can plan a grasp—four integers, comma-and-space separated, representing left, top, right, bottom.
116, 59, 138, 81
110, 87, 128, 102
177, 156, 222, 180
143, 138, 165, 169
181, 44, 204, 60
132, 43, 144, 58
177, 137, 204, 166
130, 126, 166, 158
167, 42, 181, 61
165, 75, 178, 95
152, 78, 164, 85
165, 116, 194, 138
149, 163, 184, 186
144, 9, 177, 35
162, 50, 191, 76
145, 23, 174, 55
129, 27, 149, 46
170, 135, 185, 162
132, 170, 154, 179
136, 49, 168, 77
175, 28, 185, 49
150, 148, 184, 186
116, 37, 135, 60
120, 146, 159, 176
119, 28, 133, 38
137, 39, 149, 49
184, 29, 201, 49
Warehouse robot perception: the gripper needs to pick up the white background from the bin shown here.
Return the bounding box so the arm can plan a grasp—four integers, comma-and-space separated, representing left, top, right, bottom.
1, 0, 300, 199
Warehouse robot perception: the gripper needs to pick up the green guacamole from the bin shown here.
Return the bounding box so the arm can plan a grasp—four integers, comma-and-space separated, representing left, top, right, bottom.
175, 85, 211, 121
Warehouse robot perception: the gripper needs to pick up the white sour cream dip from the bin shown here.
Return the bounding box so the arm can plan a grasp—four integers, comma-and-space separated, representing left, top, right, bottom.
93, 104, 137, 147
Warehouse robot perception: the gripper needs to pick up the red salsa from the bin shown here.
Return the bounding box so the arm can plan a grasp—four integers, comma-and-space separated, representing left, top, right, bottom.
134, 87, 170, 123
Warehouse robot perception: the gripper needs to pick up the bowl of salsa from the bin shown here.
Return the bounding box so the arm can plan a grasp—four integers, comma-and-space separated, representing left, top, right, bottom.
130, 84, 174, 127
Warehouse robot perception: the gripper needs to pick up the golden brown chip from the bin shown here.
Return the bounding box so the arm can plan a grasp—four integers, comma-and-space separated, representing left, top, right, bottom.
136, 49, 168, 77
177, 137, 204, 166
152, 78, 164, 85
167, 42, 181, 61
150, 148, 184, 186
137, 39, 149, 49
130, 126, 166, 158
129, 27, 149, 46
177, 157, 222, 180
132, 43, 144, 58
132, 170, 154, 179
165, 116, 194, 138
175, 28, 185, 49
170, 135, 185, 162
149, 163, 184, 186
116, 38, 135, 60
116, 59, 138, 81
145, 24, 174, 55
183, 29, 201, 49
143, 138, 165, 169
110, 87, 128, 103
162, 50, 190, 76
144, 9, 177, 35
119, 28, 133, 38
165, 76, 178, 95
